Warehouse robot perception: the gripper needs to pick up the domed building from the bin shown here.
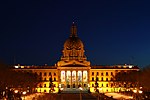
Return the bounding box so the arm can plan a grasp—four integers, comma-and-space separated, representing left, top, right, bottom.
13, 23, 139, 93
57, 22, 90, 67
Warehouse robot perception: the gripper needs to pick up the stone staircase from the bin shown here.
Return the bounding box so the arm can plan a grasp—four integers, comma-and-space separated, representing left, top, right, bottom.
61, 88, 88, 93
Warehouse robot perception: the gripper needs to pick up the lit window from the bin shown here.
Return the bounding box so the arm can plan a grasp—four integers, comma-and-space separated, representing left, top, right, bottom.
101, 77, 103, 81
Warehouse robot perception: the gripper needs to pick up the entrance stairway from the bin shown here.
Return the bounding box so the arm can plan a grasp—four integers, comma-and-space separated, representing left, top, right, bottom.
61, 88, 88, 93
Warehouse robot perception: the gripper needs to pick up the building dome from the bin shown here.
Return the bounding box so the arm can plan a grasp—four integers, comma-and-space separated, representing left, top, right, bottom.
64, 36, 84, 50
57, 22, 90, 67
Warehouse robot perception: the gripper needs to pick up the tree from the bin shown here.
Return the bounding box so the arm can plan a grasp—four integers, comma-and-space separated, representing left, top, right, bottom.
49, 75, 55, 92
0, 62, 41, 92
112, 70, 139, 92
94, 75, 99, 93
140, 65, 150, 91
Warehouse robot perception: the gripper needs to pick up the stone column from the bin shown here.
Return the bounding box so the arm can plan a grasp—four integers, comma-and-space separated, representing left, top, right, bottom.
76, 70, 78, 88
65, 70, 67, 88
87, 70, 89, 89
82, 70, 83, 87
71, 70, 72, 88
58, 70, 60, 84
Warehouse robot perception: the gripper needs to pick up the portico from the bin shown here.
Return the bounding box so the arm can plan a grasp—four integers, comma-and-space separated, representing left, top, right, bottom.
57, 66, 90, 90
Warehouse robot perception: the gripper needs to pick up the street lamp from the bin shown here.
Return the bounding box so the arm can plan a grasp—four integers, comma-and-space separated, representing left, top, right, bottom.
22, 91, 27, 100
79, 87, 83, 100
139, 90, 143, 94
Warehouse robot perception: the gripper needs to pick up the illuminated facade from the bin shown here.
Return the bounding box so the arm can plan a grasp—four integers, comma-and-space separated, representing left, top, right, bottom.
14, 23, 139, 93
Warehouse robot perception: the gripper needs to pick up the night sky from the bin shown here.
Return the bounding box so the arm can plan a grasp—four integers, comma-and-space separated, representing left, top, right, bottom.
0, 0, 150, 67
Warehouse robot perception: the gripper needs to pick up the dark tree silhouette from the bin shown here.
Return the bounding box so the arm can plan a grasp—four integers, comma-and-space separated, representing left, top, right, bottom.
94, 75, 99, 93
0, 62, 41, 92
112, 70, 139, 91
140, 65, 150, 91
49, 75, 55, 92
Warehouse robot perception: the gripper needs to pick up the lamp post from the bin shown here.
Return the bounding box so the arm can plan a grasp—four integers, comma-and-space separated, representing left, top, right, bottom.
22, 91, 26, 100
133, 89, 143, 99
79, 87, 82, 100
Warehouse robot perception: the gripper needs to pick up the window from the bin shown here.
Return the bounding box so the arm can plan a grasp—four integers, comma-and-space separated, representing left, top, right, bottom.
39, 84, 42, 88
92, 72, 94, 76
106, 78, 108, 81
54, 73, 56, 76
49, 77, 52, 82
106, 72, 108, 76
35, 72, 37, 75
101, 77, 103, 81
44, 78, 46, 81
39, 72, 42, 76
44, 84, 46, 87
44, 90, 46, 92
92, 84, 94, 87
54, 77, 56, 81
101, 72, 103, 76
92, 77, 94, 81
111, 78, 113, 81
111, 72, 113, 76
111, 84, 113, 87
39, 77, 42, 81
49, 72, 51, 76
101, 84, 103, 87
106, 84, 108, 87
96, 72, 99, 75
44, 72, 47, 76
96, 77, 99, 81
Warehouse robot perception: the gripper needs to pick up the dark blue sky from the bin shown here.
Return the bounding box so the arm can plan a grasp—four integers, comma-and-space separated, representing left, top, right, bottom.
0, 0, 150, 67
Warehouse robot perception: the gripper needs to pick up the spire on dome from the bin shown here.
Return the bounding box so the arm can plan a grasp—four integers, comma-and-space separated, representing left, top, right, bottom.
70, 22, 77, 37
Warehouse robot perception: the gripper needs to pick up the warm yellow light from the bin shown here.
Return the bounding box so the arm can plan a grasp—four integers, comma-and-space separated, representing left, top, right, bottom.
14, 90, 19, 93
22, 91, 27, 95
60, 88, 64, 91
88, 84, 90, 88
129, 65, 132, 68
139, 90, 143, 94
79, 87, 83, 91
133, 89, 137, 93
15, 66, 19, 68
140, 87, 142, 89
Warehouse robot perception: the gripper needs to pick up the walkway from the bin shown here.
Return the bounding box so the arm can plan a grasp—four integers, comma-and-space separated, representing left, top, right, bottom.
105, 93, 133, 99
